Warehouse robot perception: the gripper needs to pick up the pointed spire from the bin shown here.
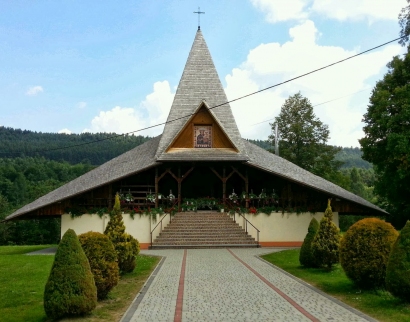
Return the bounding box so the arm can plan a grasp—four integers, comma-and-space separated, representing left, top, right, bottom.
156, 30, 248, 161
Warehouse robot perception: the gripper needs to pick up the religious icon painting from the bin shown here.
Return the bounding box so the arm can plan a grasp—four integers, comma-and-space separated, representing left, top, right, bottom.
194, 125, 212, 148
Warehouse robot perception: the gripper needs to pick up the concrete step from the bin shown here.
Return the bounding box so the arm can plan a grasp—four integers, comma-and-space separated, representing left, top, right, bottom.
151, 244, 259, 249
151, 211, 259, 249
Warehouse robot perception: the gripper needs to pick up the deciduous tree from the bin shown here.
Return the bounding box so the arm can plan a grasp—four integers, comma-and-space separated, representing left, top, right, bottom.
359, 48, 410, 227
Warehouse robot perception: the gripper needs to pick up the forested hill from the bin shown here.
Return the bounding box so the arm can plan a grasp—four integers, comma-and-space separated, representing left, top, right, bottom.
0, 127, 151, 165
246, 139, 372, 169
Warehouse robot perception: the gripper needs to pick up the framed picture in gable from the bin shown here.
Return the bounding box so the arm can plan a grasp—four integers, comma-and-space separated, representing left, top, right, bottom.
194, 125, 212, 148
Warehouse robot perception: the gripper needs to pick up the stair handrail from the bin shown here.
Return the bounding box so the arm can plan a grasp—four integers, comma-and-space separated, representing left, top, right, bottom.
234, 212, 260, 247
150, 213, 171, 248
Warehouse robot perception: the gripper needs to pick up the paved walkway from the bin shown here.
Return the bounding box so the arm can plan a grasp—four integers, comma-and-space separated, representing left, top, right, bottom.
121, 248, 377, 322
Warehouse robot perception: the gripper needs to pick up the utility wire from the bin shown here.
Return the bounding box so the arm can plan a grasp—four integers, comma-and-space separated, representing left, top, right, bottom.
1, 35, 405, 155
250, 87, 371, 127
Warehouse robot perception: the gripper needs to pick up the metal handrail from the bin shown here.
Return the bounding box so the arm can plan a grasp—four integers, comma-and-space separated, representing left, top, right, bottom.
233, 212, 261, 247
150, 213, 171, 248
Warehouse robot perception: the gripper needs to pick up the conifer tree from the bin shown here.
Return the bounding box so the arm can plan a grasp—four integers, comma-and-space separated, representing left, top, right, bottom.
312, 199, 340, 269
386, 221, 410, 300
299, 217, 319, 267
44, 229, 97, 319
104, 193, 139, 273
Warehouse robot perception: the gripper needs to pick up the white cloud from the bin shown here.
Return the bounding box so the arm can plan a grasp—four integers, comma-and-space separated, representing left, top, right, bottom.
26, 85, 43, 96
225, 20, 403, 147
58, 128, 72, 134
77, 102, 87, 109
87, 81, 174, 136
251, 0, 405, 22
250, 0, 309, 22
312, 0, 405, 21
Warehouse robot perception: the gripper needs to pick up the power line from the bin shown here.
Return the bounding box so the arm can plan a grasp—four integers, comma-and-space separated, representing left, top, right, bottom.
250, 87, 371, 127
0, 35, 404, 156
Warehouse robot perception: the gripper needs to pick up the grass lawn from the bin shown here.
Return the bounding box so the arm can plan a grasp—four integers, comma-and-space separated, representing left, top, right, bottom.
262, 248, 410, 322
0, 246, 159, 322
0, 245, 55, 322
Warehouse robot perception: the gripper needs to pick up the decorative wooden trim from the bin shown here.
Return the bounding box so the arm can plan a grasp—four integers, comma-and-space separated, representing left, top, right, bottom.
210, 167, 222, 181
181, 167, 194, 182
231, 166, 246, 181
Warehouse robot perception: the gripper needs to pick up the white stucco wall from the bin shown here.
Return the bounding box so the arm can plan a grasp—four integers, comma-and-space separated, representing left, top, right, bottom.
229, 211, 339, 243
61, 213, 171, 246
61, 211, 338, 248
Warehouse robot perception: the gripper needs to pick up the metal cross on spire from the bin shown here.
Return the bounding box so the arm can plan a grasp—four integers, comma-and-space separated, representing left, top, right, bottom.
193, 7, 205, 30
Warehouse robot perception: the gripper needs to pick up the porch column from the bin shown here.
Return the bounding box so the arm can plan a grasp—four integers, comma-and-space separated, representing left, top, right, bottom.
108, 184, 113, 209
245, 171, 249, 208
155, 168, 159, 208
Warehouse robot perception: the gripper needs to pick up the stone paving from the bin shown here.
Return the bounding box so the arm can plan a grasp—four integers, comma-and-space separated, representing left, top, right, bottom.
122, 248, 377, 322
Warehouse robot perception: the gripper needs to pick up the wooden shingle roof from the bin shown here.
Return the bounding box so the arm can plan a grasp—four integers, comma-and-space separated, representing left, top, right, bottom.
243, 140, 386, 214
155, 30, 248, 161
5, 138, 386, 221
5, 136, 161, 221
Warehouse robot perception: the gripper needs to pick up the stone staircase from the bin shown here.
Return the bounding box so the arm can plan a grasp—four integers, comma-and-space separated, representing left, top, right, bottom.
151, 211, 259, 249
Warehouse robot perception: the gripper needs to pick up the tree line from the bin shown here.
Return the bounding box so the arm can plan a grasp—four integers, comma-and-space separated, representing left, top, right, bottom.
0, 127, 150, 165
0, 157, 94, 245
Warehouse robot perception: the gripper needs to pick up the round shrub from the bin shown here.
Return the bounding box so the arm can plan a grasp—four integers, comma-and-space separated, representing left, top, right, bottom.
44, 229, 97, 319
340, 218, 398, 289
79, 231, 120, 300
299, 217, 319, 267
386, 221, 410, 301
312, 200, 340, 269
118, 233, 140, 273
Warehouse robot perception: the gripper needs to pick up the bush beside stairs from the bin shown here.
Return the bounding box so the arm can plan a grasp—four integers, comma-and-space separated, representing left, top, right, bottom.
151, 211, 260, 249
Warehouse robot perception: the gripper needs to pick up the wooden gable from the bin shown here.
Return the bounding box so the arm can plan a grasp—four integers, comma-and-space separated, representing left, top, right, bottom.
167, 104, 238, 151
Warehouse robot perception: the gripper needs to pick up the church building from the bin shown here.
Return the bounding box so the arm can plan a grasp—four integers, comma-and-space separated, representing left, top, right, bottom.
5, 29, 386, 249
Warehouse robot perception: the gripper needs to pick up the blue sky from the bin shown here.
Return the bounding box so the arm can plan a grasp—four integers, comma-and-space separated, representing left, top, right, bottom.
0, 0, 407, 147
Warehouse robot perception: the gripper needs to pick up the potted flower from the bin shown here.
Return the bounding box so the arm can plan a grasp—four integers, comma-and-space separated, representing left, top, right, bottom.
146, 193, 156, 203
125, 191, 133, 203
248, 189, 257, 200
229, 189, 238, 204
240, 191, 247, 200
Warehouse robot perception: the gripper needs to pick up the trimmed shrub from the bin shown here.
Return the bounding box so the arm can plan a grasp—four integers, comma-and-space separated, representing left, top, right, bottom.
386, 221, 410, 300
299, 217, 319, 267
312, 199, 340, 269
79, 231, 120, 300
119, 234, 140, 273
340, 218, 398, 289
105, 194, 140, 273
44, 229, 97, 319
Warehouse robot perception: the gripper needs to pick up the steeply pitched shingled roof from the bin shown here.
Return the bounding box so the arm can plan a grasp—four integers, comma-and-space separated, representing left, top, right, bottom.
155, 30, 248, 161
5, 136, 161, 221
243, 140, 386, 214
4, 30, 386, 221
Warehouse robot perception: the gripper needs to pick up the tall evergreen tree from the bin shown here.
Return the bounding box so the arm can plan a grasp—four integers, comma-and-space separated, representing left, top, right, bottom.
312, 199, 340, 270
104, 194, 139, 273
269, 92, 342, 178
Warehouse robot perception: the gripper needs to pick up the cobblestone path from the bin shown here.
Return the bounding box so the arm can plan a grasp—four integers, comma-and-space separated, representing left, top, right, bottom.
122, 249, 377, 322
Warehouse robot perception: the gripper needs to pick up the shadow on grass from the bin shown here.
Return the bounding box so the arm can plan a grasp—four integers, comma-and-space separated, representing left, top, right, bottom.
261, 248, 410, 322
